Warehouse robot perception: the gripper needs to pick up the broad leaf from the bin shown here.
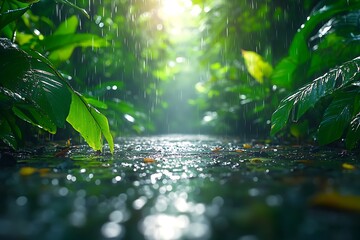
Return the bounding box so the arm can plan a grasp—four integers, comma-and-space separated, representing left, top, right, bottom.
12, 105, 57, 134
271, 57, 297, 89
271, 56, 360, 136
307, 12, 360, 78
270, 98, 294, 136
0, 6, 30, 30
40, 34, 108, 52
49, 45, 76, 63
66, 92, 114, 153
291, 0, 360, 55
317, 92, 355, 145
0, 38, 71, 130
271, 1, 360, 90
83, 97, 108, 109
39, 33, 107, 62
30, 60, 72, 127
0, 113, 21, 149
48, 15, 79, 62
53, 15, 78, 35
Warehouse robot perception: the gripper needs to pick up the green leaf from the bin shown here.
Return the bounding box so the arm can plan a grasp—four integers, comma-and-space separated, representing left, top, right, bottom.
0, 6, 30, 30
291, 0, 360, 53
271, 56, 360, 136
107, 100, 137, 115
307, 12, 360, 78
53, 15, 79, 35
30, 62, 72, 127
14, 0, 39, 3
290, 121, 309, 139
55, 0, 90, 19
317, 93, 354, 145
0, 38, 71, 130
83, 97, 108, 109
48, 45, 76, 63
271, 57, 297, 89
39, 33, 107, 62
0, 113, 21, 149
12, 105, 57, 134
40, 34, 107, 51
271, 1, 360, 90
346, 112, 360, 149
66, 92, 114, 153
270, 96, 295, 136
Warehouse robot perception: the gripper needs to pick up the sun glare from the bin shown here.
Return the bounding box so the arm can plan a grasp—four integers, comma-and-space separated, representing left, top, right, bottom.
159, 0, 194, 18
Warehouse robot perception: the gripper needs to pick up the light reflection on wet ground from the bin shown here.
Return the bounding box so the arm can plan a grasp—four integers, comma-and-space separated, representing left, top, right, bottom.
1, 134, 360, 240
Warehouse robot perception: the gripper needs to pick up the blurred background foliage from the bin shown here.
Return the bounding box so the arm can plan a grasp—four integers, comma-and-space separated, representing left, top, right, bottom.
2, 0, 360, 149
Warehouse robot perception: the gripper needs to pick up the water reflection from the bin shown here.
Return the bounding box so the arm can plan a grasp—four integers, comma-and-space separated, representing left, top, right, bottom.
1, 135, 360, 239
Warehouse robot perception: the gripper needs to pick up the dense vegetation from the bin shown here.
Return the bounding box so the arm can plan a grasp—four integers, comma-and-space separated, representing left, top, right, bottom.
1, 0, 360, 151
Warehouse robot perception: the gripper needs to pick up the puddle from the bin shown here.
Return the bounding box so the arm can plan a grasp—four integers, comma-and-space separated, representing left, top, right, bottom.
1, 135, 360, 239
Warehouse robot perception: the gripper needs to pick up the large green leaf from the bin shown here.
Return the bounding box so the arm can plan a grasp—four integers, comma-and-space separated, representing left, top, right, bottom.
0, 113, 21, 149
271, 1, 360, 89
53, 15, 78, 35
38, 33, 108, 62
12, 105, 57, 133
271, 57, 297, 89
317, 92, 355, 145
307, 12, 360, 78
40, 34, 108, 52
0, 6, 30, 30
66, 91, 114, 153
271, 56, 360, 136
270, 97, 295, 136
0, 38, 71, 130
48, 15, 79, 62
291, 0, 360, 56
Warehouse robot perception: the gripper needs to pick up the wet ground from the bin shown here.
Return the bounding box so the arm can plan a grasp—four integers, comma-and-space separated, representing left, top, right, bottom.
1, 135, 360, 240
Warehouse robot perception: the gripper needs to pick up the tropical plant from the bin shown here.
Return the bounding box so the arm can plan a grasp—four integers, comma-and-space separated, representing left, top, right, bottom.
271, 0, 360, 148
191, 0, 315, 135
55, 0, 169, 135
0, 0, 114, 153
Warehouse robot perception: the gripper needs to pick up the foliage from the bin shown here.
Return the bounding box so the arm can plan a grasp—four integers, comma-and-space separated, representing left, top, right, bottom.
67, 91, 114, 153
54, 0, 167, 135
191, 0, 317, 135
271, 0, 360, 90
0, 0, 113, 152
271, 0, 360, 148
3, 0, 358, 150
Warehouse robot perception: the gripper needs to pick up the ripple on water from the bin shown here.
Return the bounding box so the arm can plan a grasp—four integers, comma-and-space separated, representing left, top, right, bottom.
2, 135, 360, 240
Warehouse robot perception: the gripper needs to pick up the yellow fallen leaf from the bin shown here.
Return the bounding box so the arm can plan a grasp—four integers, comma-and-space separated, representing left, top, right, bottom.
19, 167, 38, 176
144, 157, 156, 163
235, 149, 244, 153
66, 138, 71, 147
310, 192, 360, 212
243, 143, 252, 149
38, 168, 51, 177
342, 163, 356, 170
249, 158, 264, 163
212, 147, 221, 152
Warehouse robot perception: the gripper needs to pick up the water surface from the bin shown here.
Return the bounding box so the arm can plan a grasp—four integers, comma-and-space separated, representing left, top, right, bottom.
1, 135, 360, 240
